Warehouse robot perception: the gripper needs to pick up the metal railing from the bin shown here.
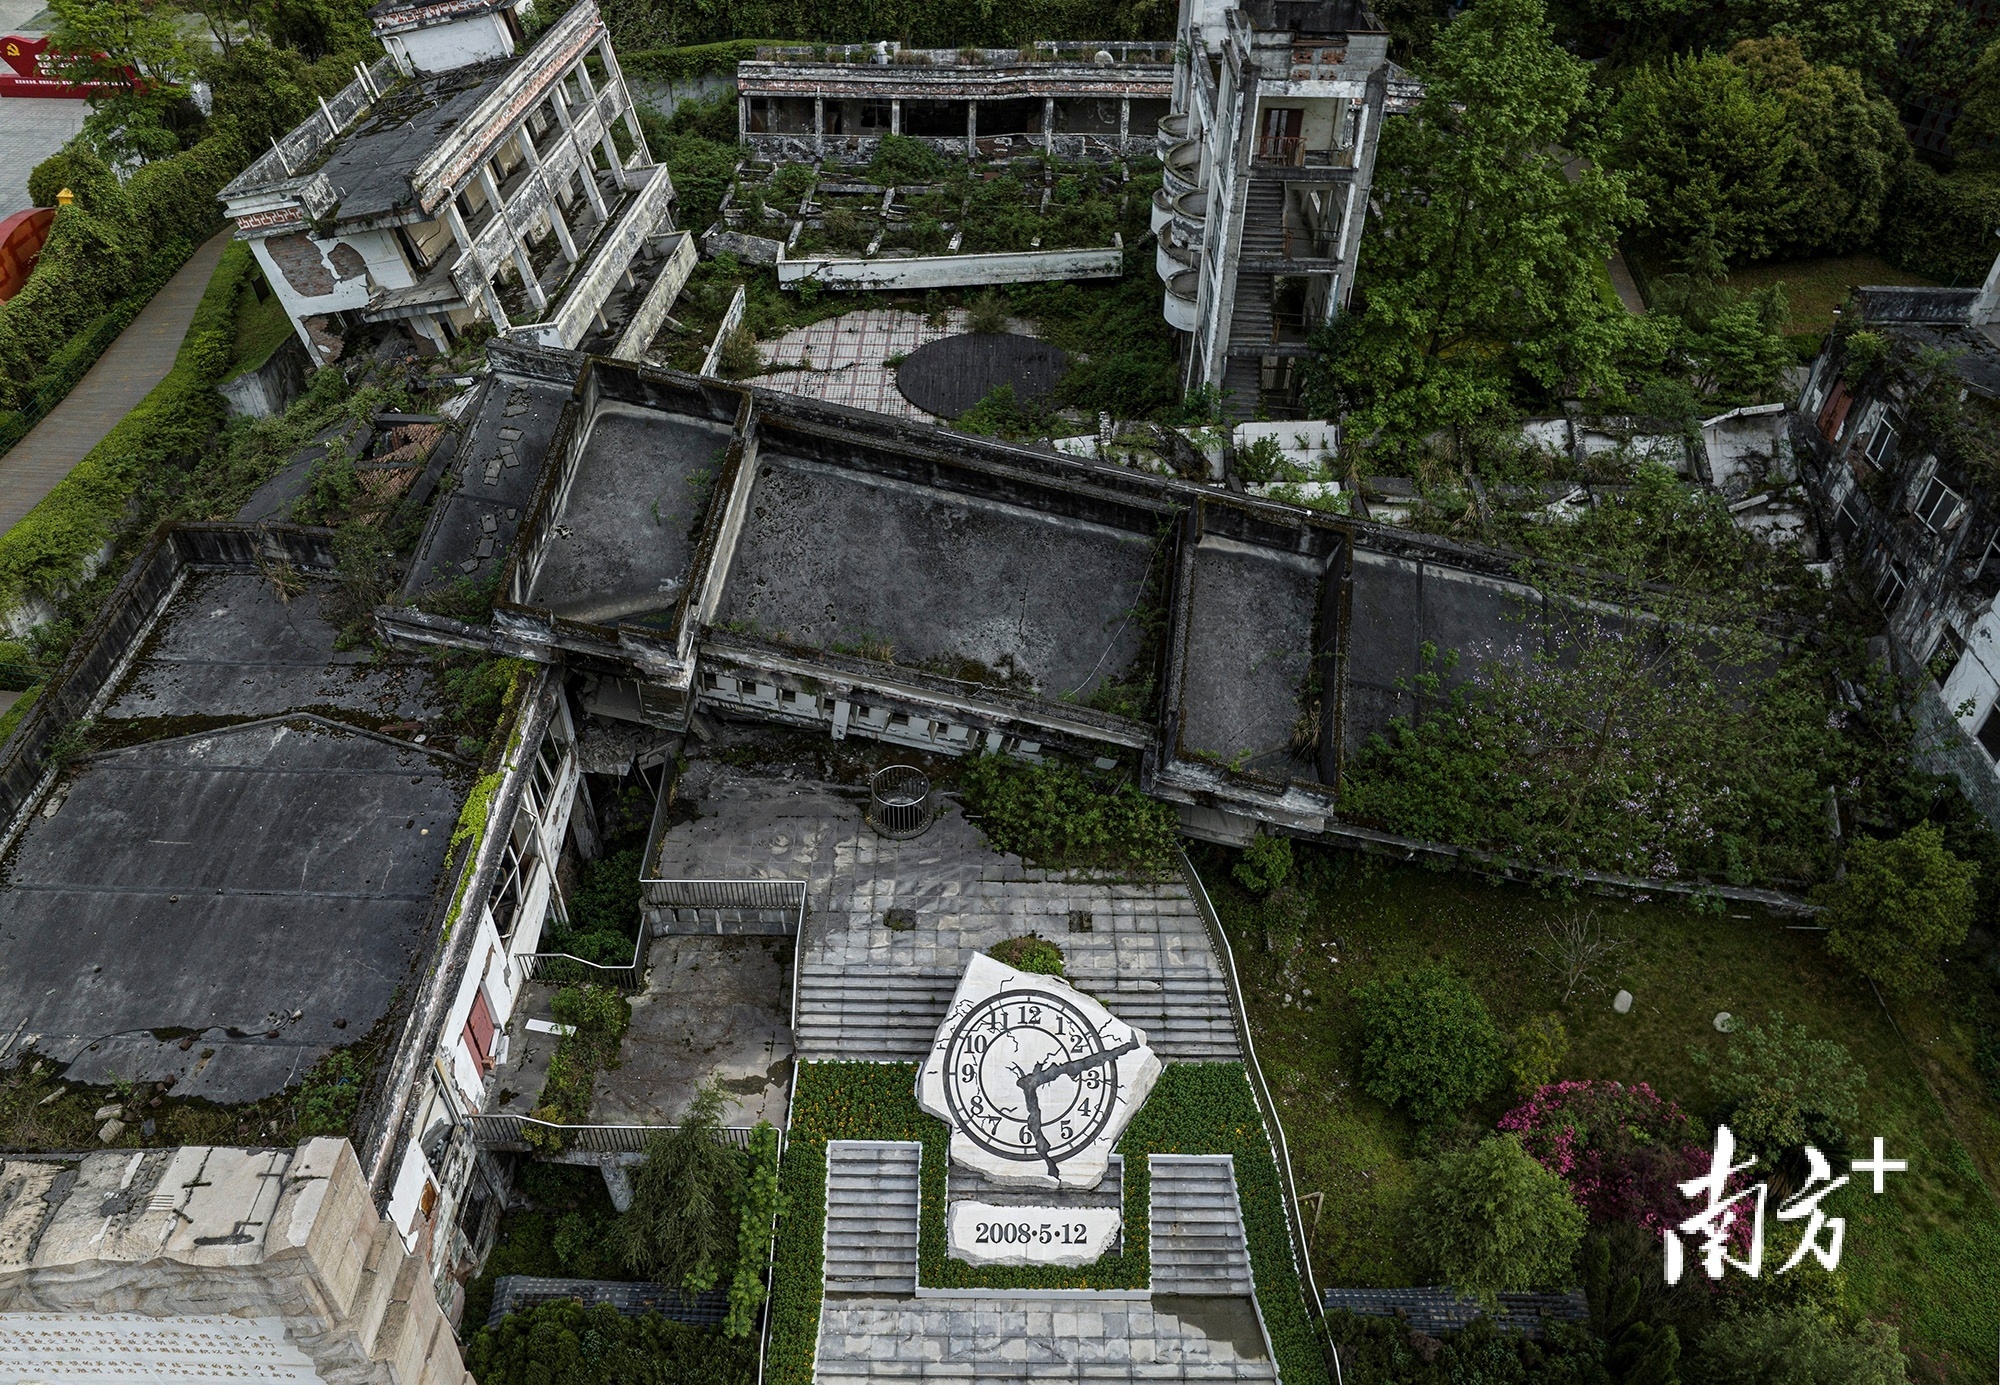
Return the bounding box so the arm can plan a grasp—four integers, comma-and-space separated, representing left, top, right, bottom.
641, 874, 804, 920
868, 765, 935, 839
1254, 136, 1358, 169
467, 1114, 777, 1152
514, 942, 646, 991
1177, 849, 1324, 1329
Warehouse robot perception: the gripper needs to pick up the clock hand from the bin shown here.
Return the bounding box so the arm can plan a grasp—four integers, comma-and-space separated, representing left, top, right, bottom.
1014, 1067, 1059, 1178
1019, 1038, 1141, 1091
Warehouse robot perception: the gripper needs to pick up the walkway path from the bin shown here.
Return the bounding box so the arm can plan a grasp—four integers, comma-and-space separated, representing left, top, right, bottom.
0, 228, 230, 535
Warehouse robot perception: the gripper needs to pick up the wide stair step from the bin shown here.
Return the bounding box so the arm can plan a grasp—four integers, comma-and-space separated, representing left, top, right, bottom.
1149, 1155, 1255, 1297
825, 1140, 923, 1296
794, 969, 1241, 1063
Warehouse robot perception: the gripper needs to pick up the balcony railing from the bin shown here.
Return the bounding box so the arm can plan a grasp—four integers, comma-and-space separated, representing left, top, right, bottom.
1253, 137, 1358, 169
467, 1115, 778, 1152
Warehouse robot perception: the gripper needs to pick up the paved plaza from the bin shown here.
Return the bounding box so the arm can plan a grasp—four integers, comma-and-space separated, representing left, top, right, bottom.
746, 309, 968, 422
653, 760, 1242, 1064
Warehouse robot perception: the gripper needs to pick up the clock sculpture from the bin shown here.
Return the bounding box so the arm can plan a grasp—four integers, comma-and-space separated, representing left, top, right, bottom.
917, 953, 1161, 1194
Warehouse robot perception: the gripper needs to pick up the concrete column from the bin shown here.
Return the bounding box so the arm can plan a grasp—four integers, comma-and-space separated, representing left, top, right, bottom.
550, 80, 610, 220
740, 93, 751, 138
814, 94, 824, 155
547, 198, 578, 263
476, 265, 509, 328
966, 99, 978, 157
601, 129, 630, 191
513, 239, 546, 314
1043, 97, 1055, 151
1120, 97, 1130, 150
480, 162, 504, 218
598, 37, 651, 165
891, 97, 901, 134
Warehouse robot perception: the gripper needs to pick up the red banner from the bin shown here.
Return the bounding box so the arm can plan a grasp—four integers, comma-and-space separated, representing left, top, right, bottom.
0, 34, 136, 97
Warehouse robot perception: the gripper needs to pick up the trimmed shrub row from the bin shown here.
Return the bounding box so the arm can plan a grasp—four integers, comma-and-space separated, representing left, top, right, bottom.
0, 239, 254, 617
766, 1061, 1327, 1385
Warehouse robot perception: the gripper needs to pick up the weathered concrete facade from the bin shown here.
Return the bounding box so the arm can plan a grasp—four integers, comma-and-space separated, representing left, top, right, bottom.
0, 1138, 471, 1384
735, 42, 1173, 165
1794, 272, 2000, 828
1159, 0, 1393, 415
219, 0, 685, 363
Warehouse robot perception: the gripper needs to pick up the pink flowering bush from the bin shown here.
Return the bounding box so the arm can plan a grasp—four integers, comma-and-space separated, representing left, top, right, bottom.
1499, 1080, 1708, 1233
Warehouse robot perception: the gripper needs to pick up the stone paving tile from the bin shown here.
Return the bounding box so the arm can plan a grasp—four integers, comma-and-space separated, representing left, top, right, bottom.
748, 309, 968, 423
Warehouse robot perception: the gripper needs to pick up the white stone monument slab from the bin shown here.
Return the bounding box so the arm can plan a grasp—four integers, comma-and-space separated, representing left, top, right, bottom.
947, 1201, 1123, 1267
916, 953, 1161, 1191
0, 1313, 323, 1382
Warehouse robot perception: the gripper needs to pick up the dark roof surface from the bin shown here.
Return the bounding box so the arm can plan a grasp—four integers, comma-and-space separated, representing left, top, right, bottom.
1858, 286, 1977, 326
0, 572, 467, 1105
310, 59, 514, 223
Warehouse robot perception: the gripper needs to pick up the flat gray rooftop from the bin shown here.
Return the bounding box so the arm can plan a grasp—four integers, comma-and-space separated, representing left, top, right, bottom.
306, 60, 511, 223
1342, 549, 1538, 753
406, 374, 569, 598
0, 572, 468, 1103
1178, 537, 1323, 778
107, 572, 433, 723
525, 404, 733, 628
715, 452, 1159, 697
0, 715, 464, 1102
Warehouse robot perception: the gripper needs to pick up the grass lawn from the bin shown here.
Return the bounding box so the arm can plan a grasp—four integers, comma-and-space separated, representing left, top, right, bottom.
1194, 846, 2000, 1384
226, 277, 298, 380
1723, 253, 1942, 335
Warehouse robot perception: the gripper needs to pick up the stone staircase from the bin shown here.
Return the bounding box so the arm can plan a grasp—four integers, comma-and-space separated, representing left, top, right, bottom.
824, 1141, 923, 1296
794, 969, 1239, 1063
1149, 1156, 1255, 1297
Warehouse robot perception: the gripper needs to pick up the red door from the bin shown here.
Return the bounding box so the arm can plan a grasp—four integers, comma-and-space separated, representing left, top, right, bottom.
462, 988, 496, 1072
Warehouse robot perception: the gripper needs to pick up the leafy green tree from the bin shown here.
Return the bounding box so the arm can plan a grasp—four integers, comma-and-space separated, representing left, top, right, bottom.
1611, 39, 1904, 271
1585, 1236, 1682, 1385
620, 1084, 747, 1293
1699, 1308, 1908, 1385
1301, 0, 1640, 447
1411, 1134, 1586, 1308
48, 0, 202, 163
1815, 823, 1977, 995
1694, 1012, 1865, 1158
1508, 1013, 1570, 1097
1351, 965, 1504, 1130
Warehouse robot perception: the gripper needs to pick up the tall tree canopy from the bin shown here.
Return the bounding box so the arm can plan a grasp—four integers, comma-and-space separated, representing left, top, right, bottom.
1611, 38, 1907, 272
1301, 0, 1639, 448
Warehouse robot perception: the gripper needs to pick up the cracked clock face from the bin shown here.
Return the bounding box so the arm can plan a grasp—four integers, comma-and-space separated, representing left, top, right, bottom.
918, 953, 1161, 1190
939, 989, 1123, 1172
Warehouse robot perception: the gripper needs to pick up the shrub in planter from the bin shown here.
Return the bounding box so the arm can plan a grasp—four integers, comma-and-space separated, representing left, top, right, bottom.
987, 933, 1064, 976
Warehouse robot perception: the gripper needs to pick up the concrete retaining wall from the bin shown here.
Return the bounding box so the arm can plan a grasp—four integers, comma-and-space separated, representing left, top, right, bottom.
777, 243, 1122, 290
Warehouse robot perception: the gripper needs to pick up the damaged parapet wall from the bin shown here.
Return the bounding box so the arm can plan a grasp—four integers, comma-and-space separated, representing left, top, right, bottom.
736, 42, 1172, 164
0, 1139, 470, 1384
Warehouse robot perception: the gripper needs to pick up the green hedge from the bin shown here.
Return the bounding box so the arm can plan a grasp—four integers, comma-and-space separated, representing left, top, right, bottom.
0, 238, 200, 459
0, 136, 242, 416
767, 1061, 1327, 1385
464, 1298, 755, 1385
0, 240, 253, 615
623, 39, 773, 82
595, 0, 1167, 53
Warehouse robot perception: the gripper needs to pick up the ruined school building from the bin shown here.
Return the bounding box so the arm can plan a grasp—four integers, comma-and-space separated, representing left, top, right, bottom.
219, 0, 692, 365
729, 0, 1400, 416
1796, 244, 2000, 825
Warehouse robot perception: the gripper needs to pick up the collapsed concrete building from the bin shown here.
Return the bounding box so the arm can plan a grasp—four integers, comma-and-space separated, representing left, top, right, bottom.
219, 0, 692, 364
735, 41, 1173, 165
381, 342, 1711, 859
1156, 0, 1393, 413
1794, 259, 2000, 824
0, 1138, 470, 1384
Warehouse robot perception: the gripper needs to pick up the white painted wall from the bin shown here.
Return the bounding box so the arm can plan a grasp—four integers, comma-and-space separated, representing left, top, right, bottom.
385, 14, 515, 75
